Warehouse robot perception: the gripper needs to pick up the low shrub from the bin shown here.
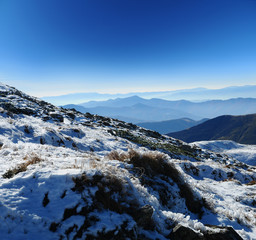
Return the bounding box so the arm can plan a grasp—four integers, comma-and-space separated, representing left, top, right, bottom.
107, 149, 207, 217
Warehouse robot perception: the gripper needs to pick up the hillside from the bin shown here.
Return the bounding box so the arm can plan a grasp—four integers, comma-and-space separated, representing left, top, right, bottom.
168, 114, 256, 144
192, 140, 256, 166
0, 83, 255, 239
137, 118, 208, 134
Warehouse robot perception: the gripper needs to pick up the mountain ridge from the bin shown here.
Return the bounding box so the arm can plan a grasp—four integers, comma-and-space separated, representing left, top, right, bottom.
63, 102, 201, 123
63, 97, 256, 123
168, 113, 256, 144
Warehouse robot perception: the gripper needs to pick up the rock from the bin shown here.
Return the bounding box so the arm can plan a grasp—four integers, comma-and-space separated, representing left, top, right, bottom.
169, 224, 202, 240
204, 225, 243, 240
1, 103, 35, 115
66, 112, 76, 119
133, 204, 154, 230
169, 224, 243, 240
49, 113, 64, 122
43, 116, 51, 121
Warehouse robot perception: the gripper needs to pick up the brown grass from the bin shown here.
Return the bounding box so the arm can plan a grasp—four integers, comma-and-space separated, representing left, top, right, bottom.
2, 155, 43, 179
107, 149, 181, 181
106, 150, 129, 162
246, 180, 256, 185
107, 149, 208, 217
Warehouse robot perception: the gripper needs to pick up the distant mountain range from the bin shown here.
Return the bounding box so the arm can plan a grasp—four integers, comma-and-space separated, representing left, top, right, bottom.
137, 118, 208, 134
63, 102, 199, 123
168, 113, 256, 144
43, 85, 256, 105
63, 96, 256, 124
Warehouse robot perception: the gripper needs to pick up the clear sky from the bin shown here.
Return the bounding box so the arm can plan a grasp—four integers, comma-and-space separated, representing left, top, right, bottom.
0, 0, 255, 97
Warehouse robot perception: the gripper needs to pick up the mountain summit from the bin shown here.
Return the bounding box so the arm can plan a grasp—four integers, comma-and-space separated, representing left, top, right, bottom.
0, 82, 255, 239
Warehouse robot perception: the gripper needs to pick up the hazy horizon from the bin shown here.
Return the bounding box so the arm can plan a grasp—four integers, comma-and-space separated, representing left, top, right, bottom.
40, 84, 256, 98
40, 84, 256, 105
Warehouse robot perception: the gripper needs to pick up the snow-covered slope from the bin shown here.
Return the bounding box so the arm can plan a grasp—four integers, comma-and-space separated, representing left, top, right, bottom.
192, 140, 256, 166
0, 83, 256, 239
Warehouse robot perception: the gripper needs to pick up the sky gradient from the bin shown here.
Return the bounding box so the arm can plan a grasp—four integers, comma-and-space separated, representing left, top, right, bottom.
0, 0, 256, 97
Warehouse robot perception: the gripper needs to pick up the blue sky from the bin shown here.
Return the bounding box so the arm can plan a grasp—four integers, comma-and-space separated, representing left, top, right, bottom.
0, 0, 255, 97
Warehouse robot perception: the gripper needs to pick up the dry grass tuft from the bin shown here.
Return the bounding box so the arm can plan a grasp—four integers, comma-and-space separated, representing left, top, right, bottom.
106, 150, 130, 162
107, 148, 208, 217
246, 180, 256, 185
2, 155, 43, 179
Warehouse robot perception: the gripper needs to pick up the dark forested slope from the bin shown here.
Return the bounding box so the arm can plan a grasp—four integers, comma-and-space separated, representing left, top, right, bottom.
168, 114, 256, 144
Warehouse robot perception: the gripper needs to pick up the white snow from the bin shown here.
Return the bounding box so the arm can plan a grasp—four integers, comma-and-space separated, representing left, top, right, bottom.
192, 140, 256, 166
